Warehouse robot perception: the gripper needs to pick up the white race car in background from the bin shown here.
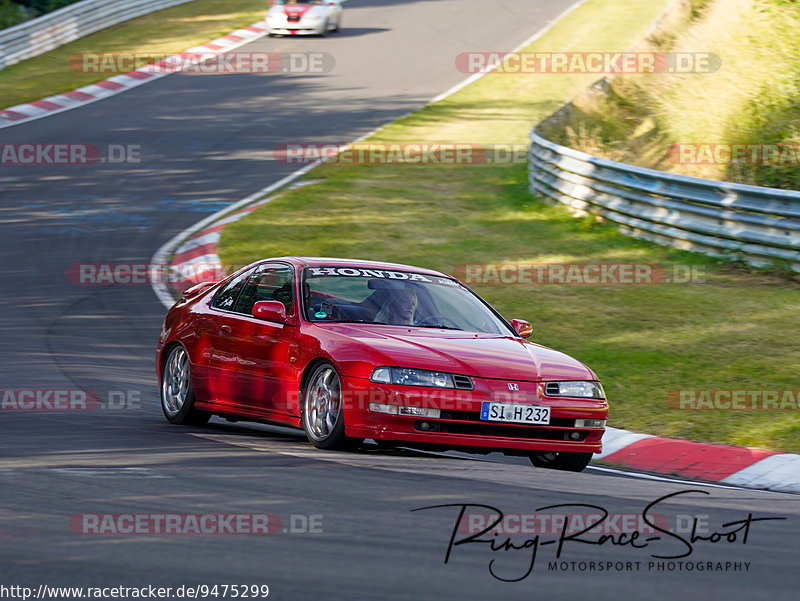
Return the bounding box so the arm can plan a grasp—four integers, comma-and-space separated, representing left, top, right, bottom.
266, 0, 343, 36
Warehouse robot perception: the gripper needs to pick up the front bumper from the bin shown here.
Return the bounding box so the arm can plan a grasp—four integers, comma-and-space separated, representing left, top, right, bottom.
268, 27, 324, 35
340, 375, 608, 454
267, 17, 325, 35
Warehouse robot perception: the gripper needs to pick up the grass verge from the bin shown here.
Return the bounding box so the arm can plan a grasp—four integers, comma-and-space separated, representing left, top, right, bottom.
218, 0, 800, 453
540, 0, 800, 189
0, 0, 267, 109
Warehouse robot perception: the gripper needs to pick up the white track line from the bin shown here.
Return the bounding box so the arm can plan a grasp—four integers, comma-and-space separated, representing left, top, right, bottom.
430, 0, 591, 103
586, 465, 798, 496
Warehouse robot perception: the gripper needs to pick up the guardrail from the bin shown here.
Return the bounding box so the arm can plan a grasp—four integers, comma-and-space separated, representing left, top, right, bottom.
0, 0, 196, 70
528, 129, 800, 271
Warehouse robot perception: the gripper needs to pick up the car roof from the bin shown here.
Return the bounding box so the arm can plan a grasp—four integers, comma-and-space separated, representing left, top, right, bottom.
262, 257, 451, 279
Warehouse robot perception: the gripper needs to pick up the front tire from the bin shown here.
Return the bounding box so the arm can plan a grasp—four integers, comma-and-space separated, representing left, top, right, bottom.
161, 345, 210, 426
529, 451, 592, 472
301, 363, 361, 450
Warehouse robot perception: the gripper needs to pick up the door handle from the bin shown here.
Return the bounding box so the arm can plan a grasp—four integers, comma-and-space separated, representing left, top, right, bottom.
219, 325, 232, 336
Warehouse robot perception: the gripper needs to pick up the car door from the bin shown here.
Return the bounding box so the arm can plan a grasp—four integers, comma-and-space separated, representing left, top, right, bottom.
207, 262, 297, 415
198, 267, 255, 408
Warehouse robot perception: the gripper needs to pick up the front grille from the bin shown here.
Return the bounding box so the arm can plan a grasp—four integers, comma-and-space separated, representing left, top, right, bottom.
452, 374, 474, 390
287, 16, 301, 22
415, 420, 587, 441
544, 382, 560, 396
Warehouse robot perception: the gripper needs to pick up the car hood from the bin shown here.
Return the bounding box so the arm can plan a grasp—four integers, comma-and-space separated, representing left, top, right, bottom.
317, 324, 596, 382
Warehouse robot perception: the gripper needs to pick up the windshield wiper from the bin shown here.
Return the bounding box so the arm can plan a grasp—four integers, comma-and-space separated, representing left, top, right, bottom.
328, 320, 461, 330
412, 324, 463, 331
328, 319, 376, 324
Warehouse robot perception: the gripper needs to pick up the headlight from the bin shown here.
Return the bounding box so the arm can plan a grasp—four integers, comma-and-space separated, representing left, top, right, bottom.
371, 367, 458, 389
544, 381, 605, 399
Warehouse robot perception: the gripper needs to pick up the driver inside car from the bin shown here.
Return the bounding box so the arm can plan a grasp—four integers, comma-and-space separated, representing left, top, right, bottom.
374, 287, 418, 325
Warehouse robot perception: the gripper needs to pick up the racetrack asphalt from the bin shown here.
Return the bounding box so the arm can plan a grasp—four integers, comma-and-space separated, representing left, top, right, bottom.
0, 1, 798, 599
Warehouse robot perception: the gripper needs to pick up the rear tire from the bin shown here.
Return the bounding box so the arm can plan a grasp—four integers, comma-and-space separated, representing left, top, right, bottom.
301, 363, 361, 450
529, 451, 592, 472
161, 345, 210, 426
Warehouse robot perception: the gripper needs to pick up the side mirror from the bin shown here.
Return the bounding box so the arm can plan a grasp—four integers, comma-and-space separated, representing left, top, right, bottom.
253, 300, 288, 323
510, 319, 533, 339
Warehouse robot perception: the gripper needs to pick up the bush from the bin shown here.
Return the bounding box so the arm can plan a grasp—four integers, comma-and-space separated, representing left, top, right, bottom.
0, 0, 26, 29
46, 0, 82, 11
14, 0, 52, 13
0, 0, 84, 30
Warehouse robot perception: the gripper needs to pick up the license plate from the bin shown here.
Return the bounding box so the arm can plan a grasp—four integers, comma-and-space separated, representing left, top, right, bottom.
480, 402, 550, 425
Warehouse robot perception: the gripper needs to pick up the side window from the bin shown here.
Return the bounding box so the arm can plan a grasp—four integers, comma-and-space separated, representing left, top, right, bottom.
211, 270, 252, 311
233, 264, 294, 316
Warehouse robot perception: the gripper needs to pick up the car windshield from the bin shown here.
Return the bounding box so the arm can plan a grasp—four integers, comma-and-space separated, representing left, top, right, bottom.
275, 1, 322, 4
301, 266, 515, 335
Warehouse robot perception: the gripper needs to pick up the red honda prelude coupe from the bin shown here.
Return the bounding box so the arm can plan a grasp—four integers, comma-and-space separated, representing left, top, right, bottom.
157, 257, 608, 471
